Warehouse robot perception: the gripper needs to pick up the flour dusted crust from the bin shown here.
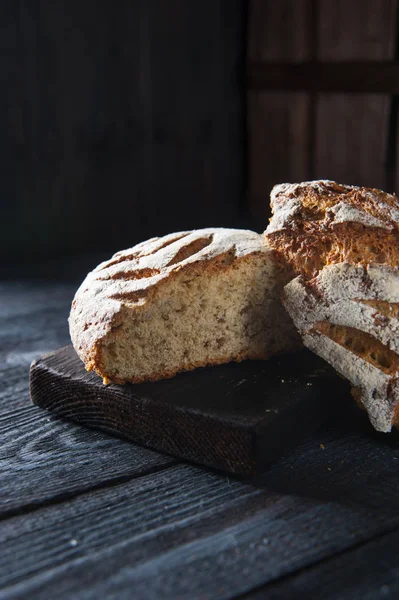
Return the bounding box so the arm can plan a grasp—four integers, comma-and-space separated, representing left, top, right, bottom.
283, 263, 399, 432
70, 228, 299, 384
266, 180, 399, 280
264, 179, 399, 432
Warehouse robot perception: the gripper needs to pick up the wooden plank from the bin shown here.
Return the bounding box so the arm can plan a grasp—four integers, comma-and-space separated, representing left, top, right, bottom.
0, 282, 177, 517
317, 0, 397, 62
315, 93, 392, 189
0, 282, 76, 319
248, 92, 311, 221
2, 0, 245, 263
4, 278, 399, 597
0, 402, 176, 517
0, 306, 70, 367
314, 0, 397, 190
142, 0, 245, 232
248, 0, 313, 220
0, 283, 74, 419
248, 61, 399, 94
0, 465, 262, 590
256, 410, 399, 513
247, 528, 399, 599
3, 269, 399, 600
30, 345, 342, 476
2, 419, 399, 599
248, 0, 312, 62
0, 365, 31, 412
0, 280, 77, 370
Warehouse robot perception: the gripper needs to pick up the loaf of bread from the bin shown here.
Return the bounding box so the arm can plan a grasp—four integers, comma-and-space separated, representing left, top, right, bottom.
283, 263, 399, 432
265, 179, 399, 432
266, 180, 399, 279
69, 228, 299, 384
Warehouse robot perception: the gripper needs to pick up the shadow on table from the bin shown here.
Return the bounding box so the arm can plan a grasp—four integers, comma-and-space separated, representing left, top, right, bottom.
243, 406, 399, 515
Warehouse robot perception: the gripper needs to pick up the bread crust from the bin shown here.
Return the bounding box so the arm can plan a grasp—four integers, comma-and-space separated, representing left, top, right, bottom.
266, 180, 399, 279
265, 179, 399, 432
69, 228, 297, 384
283, 263, 399, 432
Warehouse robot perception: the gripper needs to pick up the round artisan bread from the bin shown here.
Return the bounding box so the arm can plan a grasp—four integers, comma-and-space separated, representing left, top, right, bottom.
69, 228, 299, 384
265, 179, 399, 432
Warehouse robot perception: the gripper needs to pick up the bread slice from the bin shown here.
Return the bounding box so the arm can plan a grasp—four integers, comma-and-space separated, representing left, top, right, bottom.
69, 228, 299, 384
265, 180, 399, 280
283, 262, 399, 432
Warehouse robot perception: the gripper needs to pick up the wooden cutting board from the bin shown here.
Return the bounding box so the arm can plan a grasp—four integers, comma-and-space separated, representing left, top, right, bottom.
30, 345, 348, 476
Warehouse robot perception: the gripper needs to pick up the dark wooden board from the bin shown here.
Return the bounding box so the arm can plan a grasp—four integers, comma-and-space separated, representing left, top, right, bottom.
2, 453, 398, 600
247, 527, 399, 600
4, 403, 399, 600
248, 61, 399, 94
30, 345, 348, 476
6, 278, 399, 599
0, 279, 178, 518
0, 401, 176, 518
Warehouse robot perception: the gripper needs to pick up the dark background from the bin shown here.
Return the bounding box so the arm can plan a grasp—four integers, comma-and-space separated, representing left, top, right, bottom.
1, 0, 397, 266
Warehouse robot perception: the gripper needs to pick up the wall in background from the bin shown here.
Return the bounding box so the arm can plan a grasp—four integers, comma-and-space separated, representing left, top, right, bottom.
248, 0, 399, 220
6, 1, 394, 264
1, 0, 246, 263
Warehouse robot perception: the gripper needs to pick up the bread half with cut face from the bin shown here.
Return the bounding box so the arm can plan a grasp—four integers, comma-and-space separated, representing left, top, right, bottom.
69, 228, 299, 384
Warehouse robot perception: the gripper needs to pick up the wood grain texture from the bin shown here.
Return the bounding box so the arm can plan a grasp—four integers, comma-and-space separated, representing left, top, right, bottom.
2, 0, 245, 263
5, 273, 399, 598
248, 0, 398, 210
246, 528, 399, 600
0, 282, 176, 517
3, 418, 399, 599
0, 401, 176, 517
248, 0, 312, 219
249, 61, 399, 94
0, 465, 263, 591
0, 282, 76, 319
0, 303, 71, 370
314, 0, 397, 190
317, 0, 397, 62
0, 282, 75, 413
30, 345, 343, 476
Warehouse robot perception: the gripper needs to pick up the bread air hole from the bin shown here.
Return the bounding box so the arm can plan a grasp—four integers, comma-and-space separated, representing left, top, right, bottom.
314, 322, 399, 375
99, 254, 298, 383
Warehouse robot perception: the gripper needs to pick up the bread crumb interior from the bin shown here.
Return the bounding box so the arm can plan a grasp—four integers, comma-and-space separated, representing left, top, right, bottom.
99, 254, 297, 382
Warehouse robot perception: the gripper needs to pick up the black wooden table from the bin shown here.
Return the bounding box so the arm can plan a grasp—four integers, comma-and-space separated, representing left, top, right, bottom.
2, 264, 399, 599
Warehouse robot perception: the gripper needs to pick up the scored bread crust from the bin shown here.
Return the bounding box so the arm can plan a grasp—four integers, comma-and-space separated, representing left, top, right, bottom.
283, 263, 399, 432
265, 179, 399, 279
265, 179, 399, 432
69, 228, 299, 384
